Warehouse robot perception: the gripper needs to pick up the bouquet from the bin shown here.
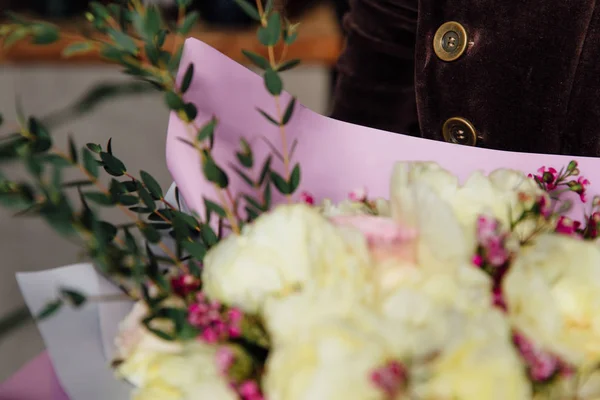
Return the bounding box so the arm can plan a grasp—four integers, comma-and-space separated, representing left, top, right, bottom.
2, 1, 600, 399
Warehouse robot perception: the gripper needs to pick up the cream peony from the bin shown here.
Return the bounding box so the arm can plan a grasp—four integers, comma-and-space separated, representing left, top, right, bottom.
117, 341, 237, 400
114, 302, 182, 376
263, 280, 376, 346
378, 265, 493, 354
411, 310, 531, 400
389, 162, 547, 248
202, 204, 372, 314
263, 314, 395, 400
319, 198, 374, 217
503, 233, 600, 368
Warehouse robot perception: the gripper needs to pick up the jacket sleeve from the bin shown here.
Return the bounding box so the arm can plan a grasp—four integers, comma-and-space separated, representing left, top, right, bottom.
330, 0, 420, 135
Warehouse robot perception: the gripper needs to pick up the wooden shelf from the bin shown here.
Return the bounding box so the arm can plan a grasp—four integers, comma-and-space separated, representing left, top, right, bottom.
0, 4, 343, 66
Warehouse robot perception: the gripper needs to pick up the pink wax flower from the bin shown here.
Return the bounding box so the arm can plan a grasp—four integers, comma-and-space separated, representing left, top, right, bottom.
538, 196, 552, 219
238, 380, 264, 400
513, 333, 564, 382
299, 191, 314, 205
348, 187, 368, 202
576, 176, 591, 202
170, 274, 201, 297
472, 254, 483, 267
555, 216, 581, 236
492, 285, 507, 311
475, 216, 509, 267
532, 166, 558, 190
370, 360, 407, 397
188, 293, 244, 343
215, 346, 236, 374
329, 215, 418, 264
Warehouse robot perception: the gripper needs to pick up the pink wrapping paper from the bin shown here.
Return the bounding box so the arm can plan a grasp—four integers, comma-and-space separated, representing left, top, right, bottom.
167, 38, 600, 220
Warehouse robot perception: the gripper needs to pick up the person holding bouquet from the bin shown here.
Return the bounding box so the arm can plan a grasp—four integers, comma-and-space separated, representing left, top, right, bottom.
330, 0, 600, 157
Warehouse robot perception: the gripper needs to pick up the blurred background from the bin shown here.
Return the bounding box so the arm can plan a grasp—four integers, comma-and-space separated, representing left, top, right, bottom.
0, 0, 348, 381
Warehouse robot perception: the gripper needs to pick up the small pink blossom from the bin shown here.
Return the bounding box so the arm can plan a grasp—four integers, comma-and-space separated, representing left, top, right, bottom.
472, 254, 483, 267
215, 347, 236, 374
299, 191, 314, 205
576, 176, 591, 202
538, 196, 552, 218
555, 216, 581, 236
533, 167, 558, 190
188, 293, 244, 343
349, 187, 367, 202
238, 380, 264, 400
475, 216, 509, 267
370, 360, 407, 397
170, 274, 200, 297
513, 333, 564, 382
329, 215, 418, 264
492, 286, 506, 311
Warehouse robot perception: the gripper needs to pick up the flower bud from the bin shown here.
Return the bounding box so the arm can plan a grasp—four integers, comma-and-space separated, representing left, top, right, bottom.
567, 160, 578, 173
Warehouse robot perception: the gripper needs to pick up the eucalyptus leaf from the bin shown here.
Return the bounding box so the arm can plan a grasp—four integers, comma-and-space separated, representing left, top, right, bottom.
257, 12, 281, 46
270, 171, 290, 194
202, 152, 229, 189
282, 97, 296, 125
60, 288, 87, 307
36, 299, 63, 320
204, 198, 227, 219
197, 118, 217, 142
141, 171, 163, 199
180, 63, 194, 93
31, 24, 59, 45
62, 42, 94, 58
68, 136, 78, 163
257, 108, 279, 125
141, 223, 161, 243
182, 241, 206, 261
178, 11, 199, 35
264, 68, 283, 96
108, 29, 138, 54
165, 91, 184, 110
277, 59, 300, 72
289, 163, 301, 193
84, 192, 115, 206
138, 185, 156, 211
82, 149, 99, 178
259, 155, 272, 185
242, 50, 270, 70
232, 0, 261, 20
100, 152, 126, 176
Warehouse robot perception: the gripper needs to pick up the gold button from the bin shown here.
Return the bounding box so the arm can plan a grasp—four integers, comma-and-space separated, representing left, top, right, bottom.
433, 22, 468, 61
442, 117, 477, 146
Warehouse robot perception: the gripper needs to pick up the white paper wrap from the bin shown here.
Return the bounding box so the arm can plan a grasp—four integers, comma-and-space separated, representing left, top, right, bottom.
15, 184, 182, 399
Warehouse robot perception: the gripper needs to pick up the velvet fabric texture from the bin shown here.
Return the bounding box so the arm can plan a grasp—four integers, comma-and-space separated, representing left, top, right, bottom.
330, 0, 600, 157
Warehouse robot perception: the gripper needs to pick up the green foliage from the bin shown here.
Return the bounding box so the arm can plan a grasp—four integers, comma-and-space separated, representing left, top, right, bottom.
258, 12, 281, 47
0, 0, 305, 343
232, 0, 261, 21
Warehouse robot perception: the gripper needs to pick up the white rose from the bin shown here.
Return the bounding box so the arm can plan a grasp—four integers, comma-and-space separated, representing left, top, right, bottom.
118, 341, 237, 400
263, 314, 394, 400
202, 204, 372, 314
503, 233, 600, 368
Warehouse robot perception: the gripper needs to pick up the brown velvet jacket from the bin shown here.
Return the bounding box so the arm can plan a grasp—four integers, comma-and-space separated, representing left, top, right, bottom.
330, 0, 600, 157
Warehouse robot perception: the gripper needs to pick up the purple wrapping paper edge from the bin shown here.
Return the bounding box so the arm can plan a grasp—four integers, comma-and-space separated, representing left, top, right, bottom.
167, 38, 600, 220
